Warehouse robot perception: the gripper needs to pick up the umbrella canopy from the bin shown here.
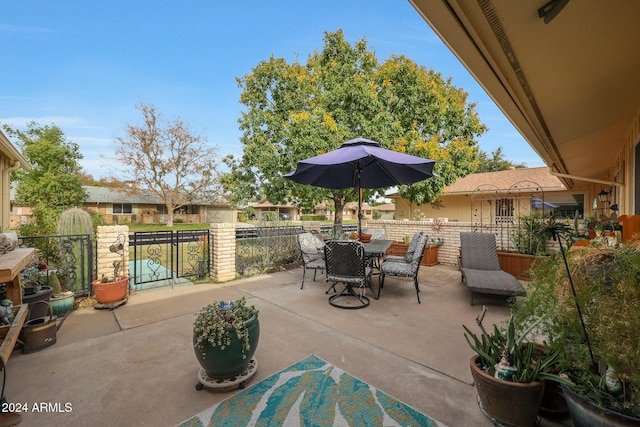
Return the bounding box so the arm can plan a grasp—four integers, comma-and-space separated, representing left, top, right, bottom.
285, 137, 436, 236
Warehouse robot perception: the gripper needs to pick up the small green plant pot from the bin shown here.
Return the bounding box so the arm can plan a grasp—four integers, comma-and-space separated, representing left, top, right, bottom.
49, 293, 75, 317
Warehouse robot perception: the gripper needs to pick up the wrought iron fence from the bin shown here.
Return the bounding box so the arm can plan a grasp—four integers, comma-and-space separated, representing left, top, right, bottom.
319, 223, 358, 238
129, 229, 211, 290
175, 230, 210, 280
235, 225, 302, 277
234, 223, 359, 277
19, 234, 93, 295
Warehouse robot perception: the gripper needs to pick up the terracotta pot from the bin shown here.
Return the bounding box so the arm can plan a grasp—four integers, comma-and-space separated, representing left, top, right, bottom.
92, 277, 129, 305
387, 242, 409, 257
421, 245, 439, 266
470, 355, 545, 427
193, 310, 260, 379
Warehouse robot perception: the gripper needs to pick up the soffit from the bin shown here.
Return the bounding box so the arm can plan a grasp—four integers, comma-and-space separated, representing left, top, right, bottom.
409, 0, 640, 186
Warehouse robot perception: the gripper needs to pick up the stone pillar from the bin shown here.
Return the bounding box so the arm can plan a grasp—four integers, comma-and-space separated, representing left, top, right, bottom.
95, 225, 130, 280
210, 223, 236, 282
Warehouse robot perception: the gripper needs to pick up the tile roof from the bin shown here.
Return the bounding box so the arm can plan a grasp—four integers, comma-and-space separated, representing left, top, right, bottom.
373, 203, 396, 212
83, 186, 229, 207
84, 186, 163, 204
252, 199, 297, 208
442, 167, 565, 195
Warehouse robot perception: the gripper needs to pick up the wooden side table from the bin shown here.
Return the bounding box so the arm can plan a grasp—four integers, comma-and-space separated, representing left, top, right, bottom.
0, 248, 34, 364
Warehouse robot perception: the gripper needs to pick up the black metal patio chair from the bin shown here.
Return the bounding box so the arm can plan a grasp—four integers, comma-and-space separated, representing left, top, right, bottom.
324, 240, 372, 309
297, 231, 326, 289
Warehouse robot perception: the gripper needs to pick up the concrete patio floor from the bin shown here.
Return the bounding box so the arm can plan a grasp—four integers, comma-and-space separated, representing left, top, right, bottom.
3, 264, 572, 426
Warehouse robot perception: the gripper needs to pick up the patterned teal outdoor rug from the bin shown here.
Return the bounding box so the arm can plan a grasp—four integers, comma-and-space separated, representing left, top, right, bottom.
178, 354, 446, 426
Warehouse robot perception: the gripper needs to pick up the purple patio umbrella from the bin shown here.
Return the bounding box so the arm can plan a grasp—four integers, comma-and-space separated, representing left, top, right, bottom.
284, 137, 436, 236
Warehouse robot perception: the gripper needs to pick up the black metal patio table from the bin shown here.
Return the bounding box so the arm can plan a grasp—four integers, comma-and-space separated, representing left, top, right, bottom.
362, 239, 393, 298
362, 239, 394, 259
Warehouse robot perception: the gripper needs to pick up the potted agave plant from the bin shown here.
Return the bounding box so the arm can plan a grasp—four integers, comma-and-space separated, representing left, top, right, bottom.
511, 220, 640, 426
464, 307, 568, 427
193, 297, 260, 383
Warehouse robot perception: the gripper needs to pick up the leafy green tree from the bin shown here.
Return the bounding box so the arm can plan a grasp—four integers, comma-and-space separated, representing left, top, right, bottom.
224, 30, 486, 224
4, 122, 87, 210
114, 103, 222, 227
476, 146, 526, 172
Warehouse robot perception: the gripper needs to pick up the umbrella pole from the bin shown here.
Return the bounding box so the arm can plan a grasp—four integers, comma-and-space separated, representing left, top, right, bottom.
357, 166, 362, 241
358, 186, 363, 241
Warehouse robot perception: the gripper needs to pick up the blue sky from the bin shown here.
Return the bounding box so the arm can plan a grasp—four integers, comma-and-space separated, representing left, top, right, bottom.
1, 1, 543, 179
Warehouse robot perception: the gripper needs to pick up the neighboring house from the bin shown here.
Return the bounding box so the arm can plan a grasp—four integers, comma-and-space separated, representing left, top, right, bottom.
391, 167, 584, 223
344, 202, 374, 221
11, 185, 236, 226
312, 203, 332, 219
82, 186, 236, 224
251, 199, 390, 222
251, 199, 298, 221
312, 202, 378, 221
374, 203, 396, 220
0, 130, 29, 231
411, 2, 640, 224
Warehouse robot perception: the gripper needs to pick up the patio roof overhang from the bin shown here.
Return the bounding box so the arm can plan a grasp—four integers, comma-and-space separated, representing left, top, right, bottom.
409, 0, 640, 188
0, 130, 30, 171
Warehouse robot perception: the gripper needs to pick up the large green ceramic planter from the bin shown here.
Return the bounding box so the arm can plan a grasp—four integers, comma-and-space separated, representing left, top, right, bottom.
49, 292, 74, 317
193, 311, 260, 380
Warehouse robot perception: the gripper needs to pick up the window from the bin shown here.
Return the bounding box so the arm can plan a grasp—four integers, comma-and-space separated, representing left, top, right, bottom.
541, 193, 585, 218
495, 198, 514, 223
113, 204, 132, 214
175, 205, 199, 214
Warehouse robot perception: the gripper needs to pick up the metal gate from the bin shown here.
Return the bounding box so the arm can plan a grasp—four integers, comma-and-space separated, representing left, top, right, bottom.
19, 234, 93, 295
129, 229, 210, 289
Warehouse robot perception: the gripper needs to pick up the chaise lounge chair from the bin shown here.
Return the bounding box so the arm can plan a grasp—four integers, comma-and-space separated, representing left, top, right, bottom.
459, 232, 526, 305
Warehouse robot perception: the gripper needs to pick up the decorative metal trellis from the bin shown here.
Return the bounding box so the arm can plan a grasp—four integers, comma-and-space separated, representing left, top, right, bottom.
470, 180, 547, 252
19, 234, 94, 295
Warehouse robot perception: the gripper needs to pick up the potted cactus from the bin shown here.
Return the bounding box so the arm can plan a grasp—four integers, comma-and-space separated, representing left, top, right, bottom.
47, 271, 74, 317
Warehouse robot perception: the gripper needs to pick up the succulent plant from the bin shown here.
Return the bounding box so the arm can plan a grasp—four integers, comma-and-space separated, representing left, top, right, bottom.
49, 271, 62, 296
